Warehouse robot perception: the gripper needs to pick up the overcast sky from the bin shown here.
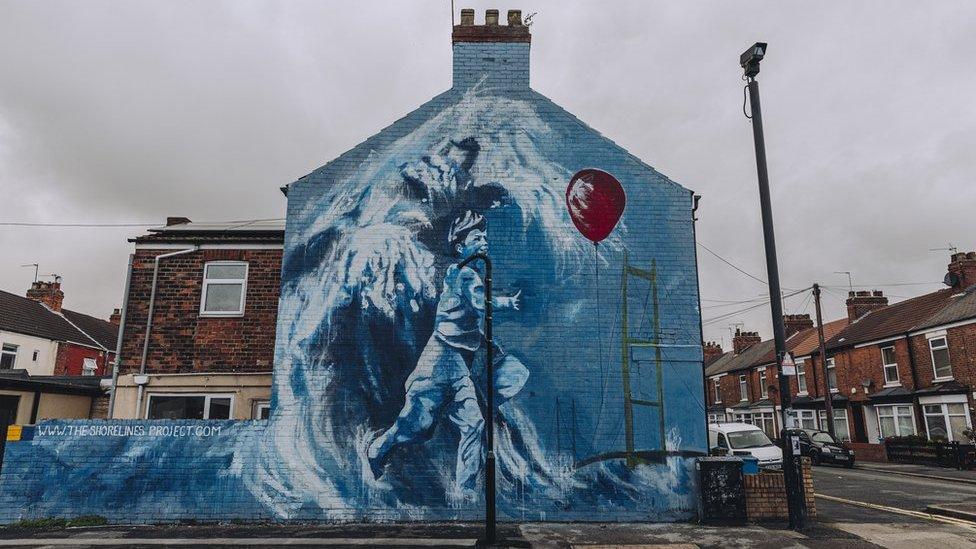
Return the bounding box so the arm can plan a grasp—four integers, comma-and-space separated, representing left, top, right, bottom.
1, 1, 974, 348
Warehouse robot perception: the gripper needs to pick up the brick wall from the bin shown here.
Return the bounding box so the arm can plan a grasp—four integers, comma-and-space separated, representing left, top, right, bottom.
53, 343, 113, 377
89, 395, 110, 419
744, 458, 817, 521
845, 442, 887, 462
119, 248, 281, 374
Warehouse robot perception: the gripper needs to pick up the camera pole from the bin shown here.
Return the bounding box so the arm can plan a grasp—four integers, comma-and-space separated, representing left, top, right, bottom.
741, 42, 807, 530
458, 252, 496, 545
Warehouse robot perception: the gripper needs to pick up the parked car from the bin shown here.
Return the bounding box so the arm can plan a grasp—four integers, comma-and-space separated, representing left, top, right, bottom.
787, 428, 855, 468
708, 422, 783, 469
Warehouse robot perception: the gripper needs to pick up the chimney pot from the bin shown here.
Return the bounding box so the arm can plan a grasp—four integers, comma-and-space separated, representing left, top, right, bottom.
485, 9, 499, 25
948, 250, 976, 289
507, 9, 522, 26
968, 251, 976, 260
26, 280, 65, 312
460, 8, 474, 25
847, 289, 888, 322
848, 291, 856, 298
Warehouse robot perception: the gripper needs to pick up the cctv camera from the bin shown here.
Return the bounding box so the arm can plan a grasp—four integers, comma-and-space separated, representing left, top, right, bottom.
740, 42, 767, 77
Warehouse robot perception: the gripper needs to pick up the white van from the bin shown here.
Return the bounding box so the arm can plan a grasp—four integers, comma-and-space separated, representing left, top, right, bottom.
708, 422, 783, 468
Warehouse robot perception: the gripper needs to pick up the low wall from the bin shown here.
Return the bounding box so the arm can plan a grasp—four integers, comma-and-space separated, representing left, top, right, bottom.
743, 459, 816, 522
846, 442, 887, 463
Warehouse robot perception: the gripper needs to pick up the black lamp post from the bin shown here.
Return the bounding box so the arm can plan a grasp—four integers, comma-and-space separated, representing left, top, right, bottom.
741, 41, 807, 530
458, 252, 496, 545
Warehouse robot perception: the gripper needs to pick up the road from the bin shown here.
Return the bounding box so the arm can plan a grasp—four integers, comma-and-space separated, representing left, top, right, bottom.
811, 464, 976, 547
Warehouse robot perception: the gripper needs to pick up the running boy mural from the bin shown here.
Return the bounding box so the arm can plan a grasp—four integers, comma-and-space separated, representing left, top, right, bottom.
366, 210, 526, 497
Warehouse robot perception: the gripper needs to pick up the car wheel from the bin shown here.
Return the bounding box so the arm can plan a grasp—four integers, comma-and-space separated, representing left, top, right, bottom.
810, 451, 821, 466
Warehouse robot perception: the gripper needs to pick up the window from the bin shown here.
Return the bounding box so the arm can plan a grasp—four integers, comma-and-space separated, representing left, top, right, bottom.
82, 358, 97, 376
713, 378, 722, 403
32, 350, 39, 362
708, 412, 723, 424
755, 411, 776, 440
877, 404, 915, 439
826, 358, 838, 392
146, 394, 233, 420
758, 367, 768, 399
928, 336, 952, 379
798, 409, 817, 430
739, 375, 748, 401
923, 403, 971, 442
716, 433, 729, 449
253, 401, 271, 420
733, 412, 753, 424
819, 409, 851, 442
200, 262, 248, 316
796, 359, 807, 394
0, 344, 17, 369
881, 346, 899, 385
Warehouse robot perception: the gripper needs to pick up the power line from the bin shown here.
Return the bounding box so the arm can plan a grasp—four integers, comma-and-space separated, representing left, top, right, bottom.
701, 286, 811, 326
697, 242, 768, 286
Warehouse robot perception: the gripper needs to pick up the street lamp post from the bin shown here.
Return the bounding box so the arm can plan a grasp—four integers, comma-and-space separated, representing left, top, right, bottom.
741, 42, 807, 530
458, 252, 496, 545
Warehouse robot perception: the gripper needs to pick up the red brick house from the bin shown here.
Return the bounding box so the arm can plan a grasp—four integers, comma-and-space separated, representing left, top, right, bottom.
109, 217, 284, 420
706, 251, 976, 460
0, 281, 118, 423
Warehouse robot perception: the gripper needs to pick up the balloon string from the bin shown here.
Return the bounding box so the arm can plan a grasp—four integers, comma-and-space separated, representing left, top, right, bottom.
595, 242, 601, 369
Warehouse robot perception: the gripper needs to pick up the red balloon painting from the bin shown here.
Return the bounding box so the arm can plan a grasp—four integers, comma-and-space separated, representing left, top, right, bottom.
565, 169, 626, 244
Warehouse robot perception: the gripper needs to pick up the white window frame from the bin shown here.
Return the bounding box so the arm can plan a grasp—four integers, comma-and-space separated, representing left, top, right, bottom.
826, 357, 839, 393
881, 345, 899, 386
713, 377, 722, 404
797, 409, 817, 429
253, 400, 271, 420
920, 395, 971, 442
758, 367, 768, 399
739, 375, 748, 401
145, 393, 236, 420
819, 409, 851, 442
876, 404, 917, 439
733, 411, 754, 424
796, 359, 807, 395
199, 261, 249, 317
82, 358, 98, 376
0, 344, 17, 369
927, 335, 952, 381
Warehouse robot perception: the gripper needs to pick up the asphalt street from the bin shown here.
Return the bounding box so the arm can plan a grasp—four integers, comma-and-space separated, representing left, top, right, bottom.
813, 464, 976, 514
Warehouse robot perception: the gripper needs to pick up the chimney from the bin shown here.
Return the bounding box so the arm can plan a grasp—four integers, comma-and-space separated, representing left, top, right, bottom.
846, 290, 888, 322
948, 252, 976, 290
452, 8, 531, 91
109, 308, 122, 326
166, 216, 191, 226
703, 341, 724, 364
783, 314, 814, 337
26, 281, 64, 312
733, 329, 761, 355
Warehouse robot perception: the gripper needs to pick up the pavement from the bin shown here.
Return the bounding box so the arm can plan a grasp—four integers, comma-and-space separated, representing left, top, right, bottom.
855, 462, 976, 484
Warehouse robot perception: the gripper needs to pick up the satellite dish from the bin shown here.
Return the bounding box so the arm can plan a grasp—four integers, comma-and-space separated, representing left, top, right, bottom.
945, 272, 960, 287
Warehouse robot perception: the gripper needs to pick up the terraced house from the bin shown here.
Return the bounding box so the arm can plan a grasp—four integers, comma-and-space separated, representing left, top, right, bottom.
706, 251, 976, 461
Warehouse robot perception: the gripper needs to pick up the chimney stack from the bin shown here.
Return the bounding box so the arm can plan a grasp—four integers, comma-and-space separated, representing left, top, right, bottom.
27, 280, 64, 312
846, 290, 888, 322
452, 7, 531, 90
733, 329, 761, 355
783, 314, 814, 337
109, 308, 122, 326
948, 252, 976, 290
166, 216, 191, 227
703, 341, 724, 364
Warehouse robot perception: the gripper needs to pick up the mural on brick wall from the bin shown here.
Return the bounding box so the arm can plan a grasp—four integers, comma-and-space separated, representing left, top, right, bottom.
0, 87, 705, 524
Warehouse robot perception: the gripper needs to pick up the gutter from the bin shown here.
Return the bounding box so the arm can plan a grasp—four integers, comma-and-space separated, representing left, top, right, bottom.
134, 246, 199, 417
107, 254, 134, 419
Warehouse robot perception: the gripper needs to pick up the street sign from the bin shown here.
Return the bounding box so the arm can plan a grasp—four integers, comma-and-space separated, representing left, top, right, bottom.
790, 434, 801, 456
781, 352, 796, 376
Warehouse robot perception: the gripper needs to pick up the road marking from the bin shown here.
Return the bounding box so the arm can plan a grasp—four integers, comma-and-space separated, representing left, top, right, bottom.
816, 493, 976, 529
854, 466, 976, 486
0, 538, 479, 547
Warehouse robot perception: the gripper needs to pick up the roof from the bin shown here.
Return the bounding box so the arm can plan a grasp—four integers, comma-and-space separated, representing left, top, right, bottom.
130, 219, 285, 245
789, 318, 850, 358
0, 370, 106, 396
0, 289, 116, 351
912, 286, 976, 331
703, 339, 775, 377
826, 288, 957, 350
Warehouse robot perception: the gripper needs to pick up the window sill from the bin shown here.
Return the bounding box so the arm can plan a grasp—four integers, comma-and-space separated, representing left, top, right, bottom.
797, 391, 808, 396
829, 389, 840, 394
883, 382, 901, 388
199, 312, 246, 318
933, 376, 955, 383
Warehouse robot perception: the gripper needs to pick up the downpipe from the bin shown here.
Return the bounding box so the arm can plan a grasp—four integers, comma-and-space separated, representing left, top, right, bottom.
107, 254, 134, 418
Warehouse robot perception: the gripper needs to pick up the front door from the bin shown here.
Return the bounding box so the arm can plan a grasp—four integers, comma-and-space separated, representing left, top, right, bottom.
0, 395, 19, 425
850, 403, 867, 443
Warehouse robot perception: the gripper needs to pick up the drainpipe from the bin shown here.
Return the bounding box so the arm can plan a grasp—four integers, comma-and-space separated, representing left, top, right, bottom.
134, 247, 199, 417
107, 254, 134, 419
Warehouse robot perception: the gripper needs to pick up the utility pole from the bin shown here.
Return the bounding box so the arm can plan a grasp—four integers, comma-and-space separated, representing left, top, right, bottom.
741, 42, 806, 530
812, 284, 836, 438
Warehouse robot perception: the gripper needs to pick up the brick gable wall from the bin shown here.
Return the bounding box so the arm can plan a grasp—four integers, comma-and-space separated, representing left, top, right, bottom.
119, 248, 281, 375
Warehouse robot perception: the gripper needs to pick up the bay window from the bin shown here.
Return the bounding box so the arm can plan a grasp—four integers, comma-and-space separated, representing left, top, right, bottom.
819, 409, 851, 442
881, 346, 899, 385
756, 411, 776, 440
877, 404, 915, 439
923, 402, 971, 442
